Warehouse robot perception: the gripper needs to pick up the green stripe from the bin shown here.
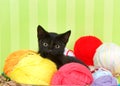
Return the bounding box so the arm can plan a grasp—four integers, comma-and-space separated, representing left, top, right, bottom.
38, 0, 48, 30
0, 3, 1, 73
48, 0, 57, 32
0, 14, 1, 73
0, 33, 2, 73
0, 0, 11, 73
10, 0, 20, 51
75, 0, 85, 38
0, 27, 1, 73
113, 0, 120, 45
94, 0, 104, 41
56, 0, 66, 33
19, 0, 29, 49
66, 0, 76, 49
84, 0, 94, 35
103, 0, 114, 42
29, 0, 38, 50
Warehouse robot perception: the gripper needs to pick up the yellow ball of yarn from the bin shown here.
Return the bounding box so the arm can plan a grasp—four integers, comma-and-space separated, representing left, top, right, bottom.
3, 50, 57, 85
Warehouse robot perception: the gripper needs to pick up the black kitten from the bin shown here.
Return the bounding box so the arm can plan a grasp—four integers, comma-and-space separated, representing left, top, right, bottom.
37, 25, 88, 69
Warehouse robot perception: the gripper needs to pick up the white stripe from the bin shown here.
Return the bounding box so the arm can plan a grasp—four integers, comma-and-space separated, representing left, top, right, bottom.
29, 0, 38, 50
85, 0, 94, 35
48, 0, 57, 32
103, 0, 113, 42
10, 0, 20, 51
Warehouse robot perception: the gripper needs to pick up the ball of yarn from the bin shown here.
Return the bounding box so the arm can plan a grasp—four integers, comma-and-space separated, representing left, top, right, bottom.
64, 48, 75, 57
92, 67, 112, 80
3, 50, 57, 85
51, 62, 93, 85
74, 36, 102, 66
91, 75, 117, 86
94, 43, 120, 75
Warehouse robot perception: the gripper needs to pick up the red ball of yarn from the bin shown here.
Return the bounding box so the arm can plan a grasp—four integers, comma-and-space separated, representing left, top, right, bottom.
74, 36, 102, 66
51, 63, 93, 85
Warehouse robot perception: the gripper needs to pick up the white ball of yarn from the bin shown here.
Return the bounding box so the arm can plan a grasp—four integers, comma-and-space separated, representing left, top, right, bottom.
94, 43, 120, 75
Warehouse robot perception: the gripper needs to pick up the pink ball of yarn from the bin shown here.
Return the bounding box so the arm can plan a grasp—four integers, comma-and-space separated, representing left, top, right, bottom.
51, 63, 93, 85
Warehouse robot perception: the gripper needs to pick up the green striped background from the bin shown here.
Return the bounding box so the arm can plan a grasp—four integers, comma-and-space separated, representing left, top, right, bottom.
0, 0, 120, 73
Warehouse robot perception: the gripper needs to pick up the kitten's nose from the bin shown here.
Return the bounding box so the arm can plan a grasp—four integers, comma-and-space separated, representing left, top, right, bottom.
48, 50, 52, 53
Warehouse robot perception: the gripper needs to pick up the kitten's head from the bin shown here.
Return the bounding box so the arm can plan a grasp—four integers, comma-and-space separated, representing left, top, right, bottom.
37, 25, 71, 57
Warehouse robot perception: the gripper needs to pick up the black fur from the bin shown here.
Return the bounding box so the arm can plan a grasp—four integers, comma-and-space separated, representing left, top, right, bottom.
37, 25, 88, 69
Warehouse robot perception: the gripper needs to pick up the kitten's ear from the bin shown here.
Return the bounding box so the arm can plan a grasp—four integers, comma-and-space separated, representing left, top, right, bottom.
59, 30, 71, 44
37, 25, 48, 39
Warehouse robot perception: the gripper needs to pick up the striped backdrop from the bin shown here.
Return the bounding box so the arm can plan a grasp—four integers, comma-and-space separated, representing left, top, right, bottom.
0, 0, 120, 73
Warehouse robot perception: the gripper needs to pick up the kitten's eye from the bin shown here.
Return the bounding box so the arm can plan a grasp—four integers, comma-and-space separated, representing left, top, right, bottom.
55, 44, 60, 49
43, 42, 48, 47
